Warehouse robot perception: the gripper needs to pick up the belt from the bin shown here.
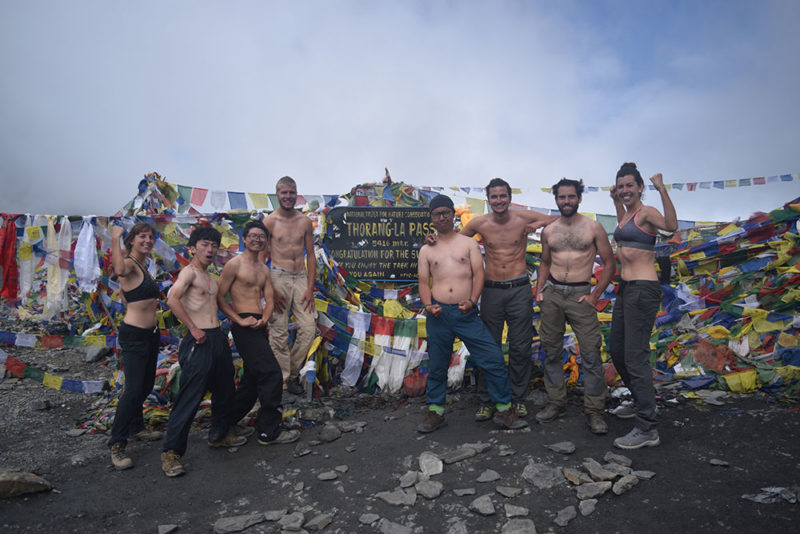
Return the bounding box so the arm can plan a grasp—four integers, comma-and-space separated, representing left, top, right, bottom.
544, 280, 590, 291
484, 277, 529, 289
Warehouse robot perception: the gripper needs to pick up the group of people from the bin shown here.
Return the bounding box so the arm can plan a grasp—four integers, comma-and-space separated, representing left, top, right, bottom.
109, 177, 317, 477
417, 162, 676, 450
108, 163, 676, 478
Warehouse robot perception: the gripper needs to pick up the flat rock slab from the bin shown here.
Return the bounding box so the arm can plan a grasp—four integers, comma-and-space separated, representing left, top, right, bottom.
504, 503, 529, 517
563, 467, 593, 485
454, 488, 476, 496
375, 488, 417, 507
440, 447, 478, 464
278, 511, 305, 531
496, 486, 523, 498
0, 470, 53, 498
399, 470, 418, 488
604, 451, 632, 467
378, 518, 412, 534
213, 513, 266, 534
612, 474, 639, 495
545, 441, 575, 454
317, 470, 338, 481
419, 451, 443, 476
415, 479, 444, 499
359, 513, 380, 525
579, 499, 597, 516
470, 494, 496, 516
477, 469, 501, 482
318, 424, 342, 443
501, 518, 537, 534
304, 512, 334, 531
582, 458, 618, 481
576, 481, 612, 500
462, 441, 493, 453
522, 461, 563, 489
554, 505, 577, 527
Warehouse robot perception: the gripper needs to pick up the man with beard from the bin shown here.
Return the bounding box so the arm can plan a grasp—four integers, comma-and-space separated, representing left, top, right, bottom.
535, 178, 616, 435
265, 176, 318, 396
459, 178, 556, 421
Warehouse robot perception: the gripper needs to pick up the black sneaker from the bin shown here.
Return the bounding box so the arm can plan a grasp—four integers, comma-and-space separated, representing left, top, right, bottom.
258, 429, 301, 445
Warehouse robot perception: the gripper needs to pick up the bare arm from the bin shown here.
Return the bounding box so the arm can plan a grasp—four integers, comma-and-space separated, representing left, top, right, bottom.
110, 225, 133, 279
536, 230, 552, 303
521, 211, 558, 234
167, 268, 206, 343
460, 240, 483, 313
581, 223, 616, 306
642, 174, 678, 232
609, 186, 625, 222
301, 222, 316, 312
460, 217, 481, 238
258, 269, 275, 328
417, 246, 440, 317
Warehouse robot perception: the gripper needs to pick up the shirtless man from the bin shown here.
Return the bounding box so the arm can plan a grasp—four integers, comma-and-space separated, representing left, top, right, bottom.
264, 176, 317, 395
460, 178, 556, 421
534, 179, 616, 435
417, 194, 527, 433
161, 227, 247, 477
217, 220, 300, 446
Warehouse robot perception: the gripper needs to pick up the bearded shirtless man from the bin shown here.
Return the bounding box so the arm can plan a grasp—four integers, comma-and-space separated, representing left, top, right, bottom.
161, 227, 246, 478
535, 179, 616, 435
416, 195, 527, 434
217, 220, 300, 446
460, 178, 556, 421
264, 176, 318, 395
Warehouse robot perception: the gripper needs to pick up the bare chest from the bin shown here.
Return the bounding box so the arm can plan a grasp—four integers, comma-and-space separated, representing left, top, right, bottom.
548, 227, 594, 252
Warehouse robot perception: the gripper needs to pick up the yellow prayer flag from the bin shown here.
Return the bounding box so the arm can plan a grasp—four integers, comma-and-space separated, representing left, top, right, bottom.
315, 298, 329, 313
724, 180, 737, 188
18, 242, 33, 260
716, 223, 739, 236
26, 226, 42, 241
689, 252, 707, 261
465, 197, 486, 216
723, 369, 759, 393
84, 335, 107, 347
778, 332, 798, 347
597, 312, 613, 322
248, 193, 270, 210
511, 188, 522, 194
705, 325, 730, 339
306, 336, 322, 361
417, 317, 426, 338
382, 300, 404, 318
43, 373, 63, 390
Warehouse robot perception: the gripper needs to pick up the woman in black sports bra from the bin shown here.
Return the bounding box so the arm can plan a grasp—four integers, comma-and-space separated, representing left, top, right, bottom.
107, 221, 163, 470
608, 162, 677, 451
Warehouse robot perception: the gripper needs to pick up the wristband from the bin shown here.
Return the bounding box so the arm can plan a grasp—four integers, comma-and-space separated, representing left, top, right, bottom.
469, 298, 477, 308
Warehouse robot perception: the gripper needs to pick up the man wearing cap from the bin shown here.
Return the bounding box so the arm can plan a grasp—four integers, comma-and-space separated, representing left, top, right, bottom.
535, 178, 616, 435
417, 194, 527, 433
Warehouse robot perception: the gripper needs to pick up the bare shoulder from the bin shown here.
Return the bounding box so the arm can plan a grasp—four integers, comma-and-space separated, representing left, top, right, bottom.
222, 254, 242, 272
456, 233, 480, 249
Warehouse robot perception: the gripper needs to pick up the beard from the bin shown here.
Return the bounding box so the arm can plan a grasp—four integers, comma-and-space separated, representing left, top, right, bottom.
558, 204, 577, 217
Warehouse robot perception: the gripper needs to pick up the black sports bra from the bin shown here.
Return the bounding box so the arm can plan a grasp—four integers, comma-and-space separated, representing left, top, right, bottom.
613, 209, 656, 251
122, 257, 160, 303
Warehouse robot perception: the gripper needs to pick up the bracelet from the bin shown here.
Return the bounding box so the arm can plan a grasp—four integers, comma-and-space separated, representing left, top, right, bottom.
423, 303, 432, 309
469, 298, 476, 308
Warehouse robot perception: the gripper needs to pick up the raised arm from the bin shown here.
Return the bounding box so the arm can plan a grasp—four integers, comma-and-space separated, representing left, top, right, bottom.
609, 185, 625, 222
643, 173, 678, 232
521, 210, 558, 234
111, 225, 133, 279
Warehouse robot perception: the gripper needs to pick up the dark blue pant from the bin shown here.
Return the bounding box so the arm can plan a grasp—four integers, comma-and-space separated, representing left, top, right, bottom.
108, 322, 160, 447
477, 282, 534, 403
609, 280, 662, 431
163, 328, 236, 456
425, 300, 511, 407
230, 314, 284, 440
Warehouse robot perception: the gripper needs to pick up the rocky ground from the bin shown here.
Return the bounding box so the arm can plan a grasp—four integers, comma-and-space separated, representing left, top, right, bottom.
1, 346, 799, 533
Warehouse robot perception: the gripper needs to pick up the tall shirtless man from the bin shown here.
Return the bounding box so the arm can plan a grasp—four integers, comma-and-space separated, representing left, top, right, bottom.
217, 220, 300, 446
161, 227, 247, 478
264, 176, 317, 395
535, 178, 616, 434
460, 178, 556, 421
417, 194, 527, 433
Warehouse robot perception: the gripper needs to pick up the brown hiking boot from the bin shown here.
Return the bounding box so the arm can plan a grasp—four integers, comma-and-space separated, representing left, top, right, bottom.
587, 413, 608, 435
417, 410, 447, 433
535, 403, 566, 423
161, 450, 185, 477
493, 406, 529, 429
130, 428, 164, 441
110, 442, 133, 470
208, 429, 248, 448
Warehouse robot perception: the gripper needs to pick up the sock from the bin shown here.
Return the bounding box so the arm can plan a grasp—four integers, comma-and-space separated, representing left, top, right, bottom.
495, 402, 511, 412
428, 404, 444, 415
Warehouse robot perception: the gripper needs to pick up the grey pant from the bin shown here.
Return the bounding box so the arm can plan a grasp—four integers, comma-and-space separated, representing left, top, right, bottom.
609, 280, 662, 431
477, 282, 533, 403
538, 281, 607, 414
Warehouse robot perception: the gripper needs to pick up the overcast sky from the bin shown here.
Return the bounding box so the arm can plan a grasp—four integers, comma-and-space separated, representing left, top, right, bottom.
1, 0, 798, 222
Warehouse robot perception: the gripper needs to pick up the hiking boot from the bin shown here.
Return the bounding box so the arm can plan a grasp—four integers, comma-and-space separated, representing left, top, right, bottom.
587, 413, 608, 435
234, 423, 256, 438
535, 403, 566, 423
493, 406, 529, 430
474, 405, 495, 422
161, 450, 185, 477
610, 403, 636, 419
286, 378, 305, 395
417, 410, 447, 433
208, 429, 248, 448
614, 427, 660, 450
110, 442, 133, 470
513, 402, 528, 418
130, 428, 164, 441
258, 429, 301, 445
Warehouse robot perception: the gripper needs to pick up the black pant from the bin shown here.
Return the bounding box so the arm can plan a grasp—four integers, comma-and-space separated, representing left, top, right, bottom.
163, 328, 236, 456
609, 280, 662, 431
108, 322, 160, 447
230, 314, 284, 439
